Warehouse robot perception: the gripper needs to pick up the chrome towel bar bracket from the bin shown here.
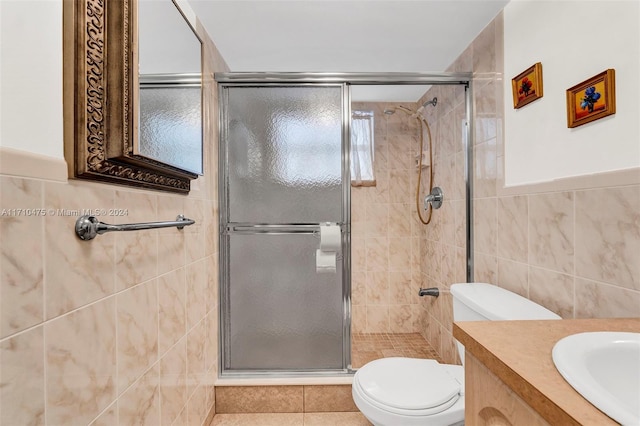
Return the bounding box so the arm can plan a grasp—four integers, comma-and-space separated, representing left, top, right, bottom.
75, 214, 195, 241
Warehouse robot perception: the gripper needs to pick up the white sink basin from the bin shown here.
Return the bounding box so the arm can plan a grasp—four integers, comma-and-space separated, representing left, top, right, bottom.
552, 332, 640, 425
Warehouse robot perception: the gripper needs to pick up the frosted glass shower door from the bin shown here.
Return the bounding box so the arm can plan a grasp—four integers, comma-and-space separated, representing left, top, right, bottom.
221, 85, 348, 372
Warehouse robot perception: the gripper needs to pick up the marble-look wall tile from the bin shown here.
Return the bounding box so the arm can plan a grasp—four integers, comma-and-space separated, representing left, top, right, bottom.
159, 268, 187, 355
185, 199, 206, 263
528, 192, 574, 274
365, 237, 388, 272
390, 305, 415, 333
529, 267, 574, 318
89, 403, 116, 426
187, 319, 207, 397
158, 231, 185, 277
474, 252, 497, 284
389, 170, 410, 203
388, 238, 411, 271
453, 200, 466, 249
114, 191, 158, 290
474, 81, 497, 144
424, 240, 441, 281
365, 306, 389, 333
187, 384, 208, 425
45, 298, 116, 425
472, 19, 496, 74
0, 326, 45, 425
388, 203, 411, 237
0, 177, 43, 337
365, 271, 389, 305
44, 181, 115, 319
440, 244, 456, 287
575, 278, 640, 318
160, 338, 187, 426
118, 364, 160, 425
440, 201, 455, 244
187, 259, 208, 329
351, 272, 367, 306
351, 238, 366, 273
365, 202, 388, 238
473, 197, 497, 256
117, 280, 159, 393
116, 232, 158, 291
474, 139, 498, 199
351, 306, 366, 334
575, 186, 640, 291
389, 270, 412, 304
497, 259, 528, 298
497, 195, 528, 262
205, 311, 218, 374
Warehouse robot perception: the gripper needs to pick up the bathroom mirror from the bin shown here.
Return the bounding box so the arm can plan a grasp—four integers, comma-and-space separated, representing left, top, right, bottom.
63, 0, 203, 193
138, 0, 203, 175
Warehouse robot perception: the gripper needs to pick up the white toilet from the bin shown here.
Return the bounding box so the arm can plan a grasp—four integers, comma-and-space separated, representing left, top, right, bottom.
352, 283, 561, 426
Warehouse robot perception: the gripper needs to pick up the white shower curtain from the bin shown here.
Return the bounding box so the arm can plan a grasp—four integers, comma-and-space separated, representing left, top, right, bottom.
351, 111, 375, 186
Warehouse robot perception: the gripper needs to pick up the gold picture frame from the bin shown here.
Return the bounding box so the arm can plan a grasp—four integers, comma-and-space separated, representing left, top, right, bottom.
511, 62, 543, 109
566, 69, 616, 128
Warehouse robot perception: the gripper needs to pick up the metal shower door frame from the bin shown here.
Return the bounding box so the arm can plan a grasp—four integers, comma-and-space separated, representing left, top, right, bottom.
216, 72, 474, 378
218, 82, 352, 376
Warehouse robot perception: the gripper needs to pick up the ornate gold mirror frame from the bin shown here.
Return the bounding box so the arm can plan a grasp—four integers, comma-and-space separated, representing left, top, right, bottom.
63, 0, 198, 193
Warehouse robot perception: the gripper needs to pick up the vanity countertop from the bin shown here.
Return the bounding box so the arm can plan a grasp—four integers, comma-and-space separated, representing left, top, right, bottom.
453, 318, 640, 425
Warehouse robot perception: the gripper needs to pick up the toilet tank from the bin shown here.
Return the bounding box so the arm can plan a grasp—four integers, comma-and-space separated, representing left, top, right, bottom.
450, 283, 561, 365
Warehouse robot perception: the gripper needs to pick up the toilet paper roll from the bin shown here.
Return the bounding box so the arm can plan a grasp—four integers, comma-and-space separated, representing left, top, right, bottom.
316, 249, 336, 273
319, 223, 341, 252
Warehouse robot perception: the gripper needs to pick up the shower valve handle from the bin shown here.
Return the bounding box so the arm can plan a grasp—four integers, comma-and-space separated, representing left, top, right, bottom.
424, 187, 444, 210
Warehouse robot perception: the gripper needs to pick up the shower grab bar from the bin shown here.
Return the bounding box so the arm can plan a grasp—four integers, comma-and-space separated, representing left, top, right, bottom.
75, 215, 195, 241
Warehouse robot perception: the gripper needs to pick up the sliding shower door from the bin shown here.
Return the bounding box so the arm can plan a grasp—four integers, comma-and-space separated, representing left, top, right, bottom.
219, 85, 350, 374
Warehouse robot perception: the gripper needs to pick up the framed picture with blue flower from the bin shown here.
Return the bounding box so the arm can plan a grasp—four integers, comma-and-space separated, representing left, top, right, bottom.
567, 69, 616, 128
512, 62, 543, 109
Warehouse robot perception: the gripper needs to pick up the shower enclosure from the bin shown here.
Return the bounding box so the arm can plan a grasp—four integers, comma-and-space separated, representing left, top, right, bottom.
217, 73, 473, 377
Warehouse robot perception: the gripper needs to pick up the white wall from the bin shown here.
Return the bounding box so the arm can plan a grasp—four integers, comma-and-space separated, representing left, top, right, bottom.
503, 0, 640, 186
0, 0, 63, 160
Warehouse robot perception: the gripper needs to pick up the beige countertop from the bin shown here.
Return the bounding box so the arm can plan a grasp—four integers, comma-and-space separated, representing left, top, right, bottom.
453, 318, 640, 426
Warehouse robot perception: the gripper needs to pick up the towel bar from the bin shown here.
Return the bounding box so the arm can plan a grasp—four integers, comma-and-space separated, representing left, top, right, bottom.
75, 215, 195, 241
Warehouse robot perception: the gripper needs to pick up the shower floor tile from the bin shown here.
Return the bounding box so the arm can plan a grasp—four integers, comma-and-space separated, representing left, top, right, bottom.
351, 332, 441, 368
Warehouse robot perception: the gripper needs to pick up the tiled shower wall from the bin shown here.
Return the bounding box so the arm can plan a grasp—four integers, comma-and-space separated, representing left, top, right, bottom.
350, 102, 426, 333
418, 12, 640, 365
0, 24, 227, 426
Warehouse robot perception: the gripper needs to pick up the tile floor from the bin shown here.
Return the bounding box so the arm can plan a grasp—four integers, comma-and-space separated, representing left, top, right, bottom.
351, 332, 442, 368
211, 412, 371, 425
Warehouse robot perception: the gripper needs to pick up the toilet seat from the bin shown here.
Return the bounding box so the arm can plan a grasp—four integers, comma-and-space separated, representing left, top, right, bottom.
353, 357, 462, 416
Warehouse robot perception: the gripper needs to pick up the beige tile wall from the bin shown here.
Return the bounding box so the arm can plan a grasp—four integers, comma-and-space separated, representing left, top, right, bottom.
350, 102, 426, 333
0, 22, 227, 426
418, 11, 640, 364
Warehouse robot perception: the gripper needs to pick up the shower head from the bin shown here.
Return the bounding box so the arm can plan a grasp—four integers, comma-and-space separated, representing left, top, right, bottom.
421, 97, 438, 108
383, 97, 437, 116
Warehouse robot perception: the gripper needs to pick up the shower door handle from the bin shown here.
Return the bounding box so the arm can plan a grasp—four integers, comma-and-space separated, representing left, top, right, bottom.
226, 223, 345, 235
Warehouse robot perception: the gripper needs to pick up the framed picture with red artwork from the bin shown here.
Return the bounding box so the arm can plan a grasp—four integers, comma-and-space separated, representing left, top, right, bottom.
511, 62, 543, 109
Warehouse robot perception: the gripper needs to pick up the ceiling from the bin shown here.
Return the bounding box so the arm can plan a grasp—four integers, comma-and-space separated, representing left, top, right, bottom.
188, 0, 509, 101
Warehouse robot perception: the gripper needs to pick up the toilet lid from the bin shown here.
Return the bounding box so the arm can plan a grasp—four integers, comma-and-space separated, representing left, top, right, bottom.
355, 358, 461, 411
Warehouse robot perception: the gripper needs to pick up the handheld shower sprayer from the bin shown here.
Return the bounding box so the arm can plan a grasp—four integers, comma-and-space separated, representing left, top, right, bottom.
381, 96, 440, 225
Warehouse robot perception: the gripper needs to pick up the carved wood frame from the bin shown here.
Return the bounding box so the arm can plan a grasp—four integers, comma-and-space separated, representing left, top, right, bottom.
63, 0, 198, 193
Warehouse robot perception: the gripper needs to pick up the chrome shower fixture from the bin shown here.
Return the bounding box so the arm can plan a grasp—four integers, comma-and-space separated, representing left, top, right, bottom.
383, 96, 437, 116
422, 97, 437, 108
